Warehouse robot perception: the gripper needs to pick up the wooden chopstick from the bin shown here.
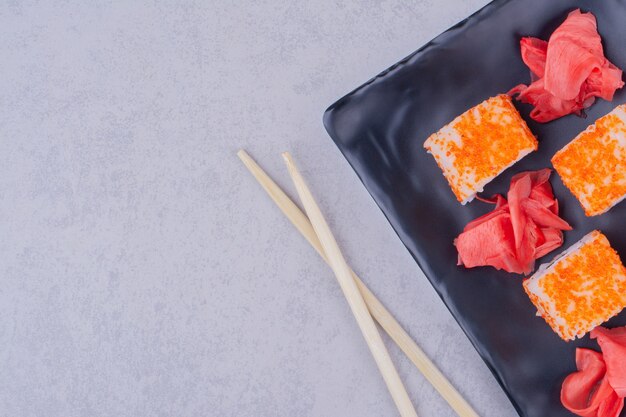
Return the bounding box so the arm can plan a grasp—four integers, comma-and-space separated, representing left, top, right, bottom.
281, 151, 418, 417
237, 149, 479, 417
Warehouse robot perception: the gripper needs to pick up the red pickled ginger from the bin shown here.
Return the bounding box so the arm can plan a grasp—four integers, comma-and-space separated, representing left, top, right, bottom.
561, 348, 623, 417
455, 169, 571, 275
509, 9, 624, 122
592, 327, 626, 398
561, 326, 626, 417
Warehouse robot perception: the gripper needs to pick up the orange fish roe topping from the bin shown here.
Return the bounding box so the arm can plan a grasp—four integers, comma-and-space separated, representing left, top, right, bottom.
552, 105, 626, 216
424, 95, 537, 203
524, 231, 626, 341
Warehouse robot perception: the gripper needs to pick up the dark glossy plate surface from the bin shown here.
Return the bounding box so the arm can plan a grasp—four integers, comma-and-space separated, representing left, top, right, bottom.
323, 1, 626, 416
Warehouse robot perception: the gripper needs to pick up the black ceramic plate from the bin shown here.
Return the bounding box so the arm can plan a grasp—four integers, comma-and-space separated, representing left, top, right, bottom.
323, 1, 626, 416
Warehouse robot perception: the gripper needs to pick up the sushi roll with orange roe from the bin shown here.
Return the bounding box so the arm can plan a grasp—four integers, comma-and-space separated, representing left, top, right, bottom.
552, 104, 626, 216
424, 94, 538, 204
523, 230, 626, 341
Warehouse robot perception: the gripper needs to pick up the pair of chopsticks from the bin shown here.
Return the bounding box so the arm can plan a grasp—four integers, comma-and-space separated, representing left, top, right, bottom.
238, 150, 479, 417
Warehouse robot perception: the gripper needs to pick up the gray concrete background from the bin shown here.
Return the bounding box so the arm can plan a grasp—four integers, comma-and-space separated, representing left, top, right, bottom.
1, 1, 519, 416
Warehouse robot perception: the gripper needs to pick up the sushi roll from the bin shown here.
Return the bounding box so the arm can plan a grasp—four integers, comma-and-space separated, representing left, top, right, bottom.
523, 230, 626, 341
552, 104, 626, 216
424, 94, 538, 204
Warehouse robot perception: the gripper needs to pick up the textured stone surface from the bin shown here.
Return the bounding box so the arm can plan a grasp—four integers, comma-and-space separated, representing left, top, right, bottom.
0, 1, 518, 416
